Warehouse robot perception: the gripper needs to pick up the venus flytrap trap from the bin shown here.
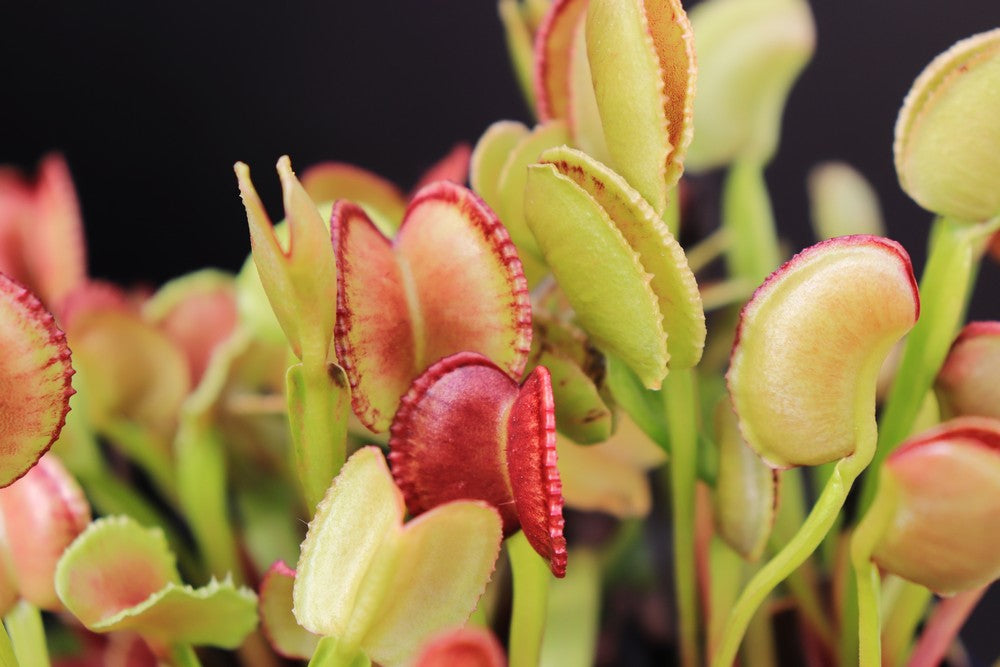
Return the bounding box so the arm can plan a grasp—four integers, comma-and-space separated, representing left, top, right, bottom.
54, 516, 258, 666
714, 235, 919, 667
292, 447, 503, 667
851, 418, 1000, 666
236, 157, 348, 512
4, 3, 1000, 666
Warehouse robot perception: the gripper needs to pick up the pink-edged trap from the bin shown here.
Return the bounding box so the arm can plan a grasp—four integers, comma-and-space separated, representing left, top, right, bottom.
0, 272, 75, 487
258, 560, 318, 660
334, 181, 532, 433
533, 0, 589, 122
414, 626, 507, 667
389, 352, 565, 577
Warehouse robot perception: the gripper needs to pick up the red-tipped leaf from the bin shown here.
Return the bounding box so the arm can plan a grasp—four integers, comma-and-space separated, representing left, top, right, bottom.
0, 273, 74, 487
335, 182, 532, 432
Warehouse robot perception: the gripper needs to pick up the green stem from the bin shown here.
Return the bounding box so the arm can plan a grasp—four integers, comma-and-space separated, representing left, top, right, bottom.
722, 160, 781, 287
4, 601, 49, 667
712, 451, 871, 667
769, 469, 835, 652
286, 357, 350, 513
907, 586, 986, 667
176, 417, 241, 583
508, 531, 551, 667
860, 216, 994, 511
308, 637, 370, 667
850, 515, 888, 666
0, 623, 16, 667
685, 227, 732, 275
664, 368, 700, 667
102, 420, 179, 504
707, 540, 745, 664
881, 578, 932, 667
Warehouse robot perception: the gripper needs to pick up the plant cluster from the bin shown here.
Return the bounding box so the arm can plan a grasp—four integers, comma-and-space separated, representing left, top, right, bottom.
0, 1, 999, 666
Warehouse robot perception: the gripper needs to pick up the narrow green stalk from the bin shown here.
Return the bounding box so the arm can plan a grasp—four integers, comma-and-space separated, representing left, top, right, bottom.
0, 623, 16, 667
286, 356, 350, 513
722, 159, 781, 287
881, 578, 932, 667
908, 586, 987, 667
308, 637, 370, 667
850, 517, 887, 666
700, 279, 757, 312
707, 540, 744, 664
712, 450, 872, 667
508, 531, 551, 667
176, 418, 241, 582
102, 419, 179, 504
165, 644, 202, 667
769, 469, 834, 652
685, 227, 732, 274
4, 601, 49, 667
860, 216, 993, 511
664, 368, 700, 667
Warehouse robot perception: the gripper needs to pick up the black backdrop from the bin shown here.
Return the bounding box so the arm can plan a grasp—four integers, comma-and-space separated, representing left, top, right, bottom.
2, 1, 999, 662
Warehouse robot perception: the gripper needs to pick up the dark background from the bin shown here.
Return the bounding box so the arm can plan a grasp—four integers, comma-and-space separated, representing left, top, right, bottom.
2, 1, 998, 663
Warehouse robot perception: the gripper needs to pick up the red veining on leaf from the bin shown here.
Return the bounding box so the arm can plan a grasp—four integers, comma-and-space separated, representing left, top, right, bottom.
0, 273, 75, 488
507, 366, 566, 577
534, 0, 590, 121
641, 0, 696, 182
389, 353, 520, 532
401, 182, 532, 378
332, 200, 414, 431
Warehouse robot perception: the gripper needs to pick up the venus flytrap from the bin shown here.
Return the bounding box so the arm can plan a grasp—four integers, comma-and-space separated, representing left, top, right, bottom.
687, 0, 814, 285
292, 447, 503, 667
526, 311, 611, 444
0, 154, 87, 316
864, 29, 1000, 508
236, 157, 348, 512
332, 182, 532, 433
807, 161, 886, 241
525, 144, 705, 667
470, 119, 568, 284
935, 321, 1000, 420
55, 516, 258, 667
0, 272, 74, 487
851, 418, 1000, 665
714, 236, 919, 667
413, 626, 507, 667
0, 454, 89, 667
